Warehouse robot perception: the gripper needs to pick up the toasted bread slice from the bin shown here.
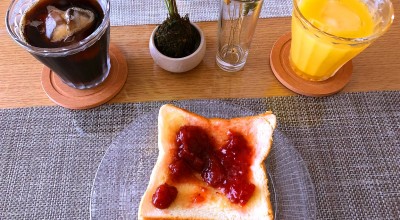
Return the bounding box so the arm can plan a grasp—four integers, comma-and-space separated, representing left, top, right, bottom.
138, 104, 276, 220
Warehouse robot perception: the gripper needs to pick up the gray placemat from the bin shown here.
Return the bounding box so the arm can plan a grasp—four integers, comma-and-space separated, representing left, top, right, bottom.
110, 0, 292, 26
1, 91, 399, 219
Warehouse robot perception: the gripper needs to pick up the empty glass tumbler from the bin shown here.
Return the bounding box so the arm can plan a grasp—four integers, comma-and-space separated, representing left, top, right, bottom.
216, 0, 263, 72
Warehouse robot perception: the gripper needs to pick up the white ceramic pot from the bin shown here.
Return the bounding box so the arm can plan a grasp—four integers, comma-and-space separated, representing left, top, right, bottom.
149, 23, 206, 73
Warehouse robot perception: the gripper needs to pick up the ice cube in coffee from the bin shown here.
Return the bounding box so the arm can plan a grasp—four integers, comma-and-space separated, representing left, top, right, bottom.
16, 0, 110, 89
44, 6, 95, 43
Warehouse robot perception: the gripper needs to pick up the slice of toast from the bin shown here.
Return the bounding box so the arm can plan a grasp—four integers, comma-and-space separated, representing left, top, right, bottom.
138, 104, 276, 220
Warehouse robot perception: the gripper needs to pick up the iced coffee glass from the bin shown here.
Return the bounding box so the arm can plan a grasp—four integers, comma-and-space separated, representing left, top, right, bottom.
290, 0, 394, 81
6, 0, 111, 89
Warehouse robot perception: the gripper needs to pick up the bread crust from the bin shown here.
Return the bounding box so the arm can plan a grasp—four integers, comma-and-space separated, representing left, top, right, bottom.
138, 104, 276, 220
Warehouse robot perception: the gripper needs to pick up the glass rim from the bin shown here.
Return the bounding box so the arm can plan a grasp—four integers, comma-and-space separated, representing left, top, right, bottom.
293, 0, 395, 43
5, 0, 110, 56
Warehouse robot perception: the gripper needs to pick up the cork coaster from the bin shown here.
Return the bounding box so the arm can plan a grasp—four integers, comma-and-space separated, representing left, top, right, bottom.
270, 32, 353, 97
41, 44, 128, 110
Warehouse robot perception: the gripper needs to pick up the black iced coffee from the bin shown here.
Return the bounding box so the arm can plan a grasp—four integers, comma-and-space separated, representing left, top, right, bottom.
19, 0, 110, 89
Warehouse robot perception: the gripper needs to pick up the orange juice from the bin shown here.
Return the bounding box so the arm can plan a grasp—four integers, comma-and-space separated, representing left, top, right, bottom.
290, 0, 375, 81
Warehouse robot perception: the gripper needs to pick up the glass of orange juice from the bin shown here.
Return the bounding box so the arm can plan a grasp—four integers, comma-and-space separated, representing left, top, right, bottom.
290, 0, 394, 81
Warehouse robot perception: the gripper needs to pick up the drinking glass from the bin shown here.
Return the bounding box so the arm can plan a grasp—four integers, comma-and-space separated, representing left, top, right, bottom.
6, 0, 111, 89
290, 0, 394, 81
216, 0, 263, 72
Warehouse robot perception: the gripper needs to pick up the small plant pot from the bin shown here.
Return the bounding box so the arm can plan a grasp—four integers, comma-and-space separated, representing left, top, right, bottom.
149, 23, 206, 73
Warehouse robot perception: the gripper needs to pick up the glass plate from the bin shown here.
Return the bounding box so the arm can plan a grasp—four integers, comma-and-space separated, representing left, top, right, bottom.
90, 101, 316, 220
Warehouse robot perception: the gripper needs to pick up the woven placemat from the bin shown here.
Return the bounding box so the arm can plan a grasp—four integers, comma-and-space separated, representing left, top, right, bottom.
110, 0, 292, 26
1, 91, 399, 219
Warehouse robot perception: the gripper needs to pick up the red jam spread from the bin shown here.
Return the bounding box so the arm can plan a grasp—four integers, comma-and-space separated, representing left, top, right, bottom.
152, 125, 255, 209
215, 131, 255, 205
152, 183, 178, 209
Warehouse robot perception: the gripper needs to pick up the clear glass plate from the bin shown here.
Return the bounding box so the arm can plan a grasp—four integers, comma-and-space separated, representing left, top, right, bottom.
90, 101, 316, 220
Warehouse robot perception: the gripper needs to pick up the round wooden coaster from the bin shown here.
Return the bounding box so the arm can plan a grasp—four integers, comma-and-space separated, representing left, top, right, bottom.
41, 44, 128, 109
270, 32, 353, 97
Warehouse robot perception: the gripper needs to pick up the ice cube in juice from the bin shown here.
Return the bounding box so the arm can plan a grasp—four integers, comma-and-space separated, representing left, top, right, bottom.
290, 0, 375, 81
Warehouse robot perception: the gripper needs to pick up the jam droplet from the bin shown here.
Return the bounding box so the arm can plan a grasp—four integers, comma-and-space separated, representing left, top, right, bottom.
192, 187, 208, 204
192, 193, 205, 204
152, 183, 178, 209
